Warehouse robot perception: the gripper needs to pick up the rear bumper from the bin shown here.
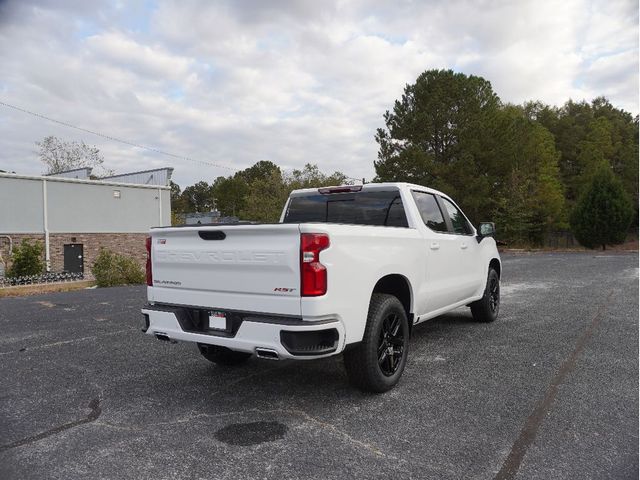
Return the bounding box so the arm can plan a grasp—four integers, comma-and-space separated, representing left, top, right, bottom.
141, 304, 346, 360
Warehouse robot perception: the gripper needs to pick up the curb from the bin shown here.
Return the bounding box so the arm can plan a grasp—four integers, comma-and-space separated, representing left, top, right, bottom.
0, 280, 96, 298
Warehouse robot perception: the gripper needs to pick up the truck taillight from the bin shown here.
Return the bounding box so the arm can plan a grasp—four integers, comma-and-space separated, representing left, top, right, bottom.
300, 233, 330, 296
145, 236, 152, 286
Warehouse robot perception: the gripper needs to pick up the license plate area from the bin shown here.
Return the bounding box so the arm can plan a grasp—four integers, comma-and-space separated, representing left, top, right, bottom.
171, 307, 239, 337
208, 311, 228, 331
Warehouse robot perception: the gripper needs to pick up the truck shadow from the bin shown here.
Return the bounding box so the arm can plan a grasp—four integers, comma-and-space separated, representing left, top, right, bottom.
113, 308, 497, 427
411, 310, 481, 337
187, 310, 485, 400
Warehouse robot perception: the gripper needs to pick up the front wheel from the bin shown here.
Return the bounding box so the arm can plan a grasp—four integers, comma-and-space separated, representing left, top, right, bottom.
197, 344, 252, 366
470, 268, 500, 322
343, 293, 410, 393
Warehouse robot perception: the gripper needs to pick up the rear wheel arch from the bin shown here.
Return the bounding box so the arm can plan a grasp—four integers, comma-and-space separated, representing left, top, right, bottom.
372, 274, 413, 332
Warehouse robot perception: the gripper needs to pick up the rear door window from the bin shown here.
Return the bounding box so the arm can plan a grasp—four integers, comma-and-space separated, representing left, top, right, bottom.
411, 191, 448, 232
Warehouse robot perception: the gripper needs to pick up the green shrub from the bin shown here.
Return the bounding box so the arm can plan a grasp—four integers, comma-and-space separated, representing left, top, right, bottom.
91, 248, 145, 287
7, 240, 44, 278
570, 168, 634, 250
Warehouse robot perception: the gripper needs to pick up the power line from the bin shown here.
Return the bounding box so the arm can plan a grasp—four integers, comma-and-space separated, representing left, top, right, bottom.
0, 99, 239, 172
0, 99, 367, 183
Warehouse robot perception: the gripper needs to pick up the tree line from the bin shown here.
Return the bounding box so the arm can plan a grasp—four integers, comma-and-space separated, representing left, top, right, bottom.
34, 69, 636, 249
374, 70, 637, 247
172, 70, 637, 248
171, 162, 350, 223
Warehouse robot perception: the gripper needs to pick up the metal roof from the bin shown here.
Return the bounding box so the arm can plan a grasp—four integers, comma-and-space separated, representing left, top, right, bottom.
0, 171, 170, 190
100, 167, 174, 186
46, 167, 93, 179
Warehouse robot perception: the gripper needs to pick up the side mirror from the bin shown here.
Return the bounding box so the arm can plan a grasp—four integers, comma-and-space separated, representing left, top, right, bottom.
477, 222, 495, 242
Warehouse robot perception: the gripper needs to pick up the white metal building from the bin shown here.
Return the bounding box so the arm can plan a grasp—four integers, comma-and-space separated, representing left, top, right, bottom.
0, 168, 172, 275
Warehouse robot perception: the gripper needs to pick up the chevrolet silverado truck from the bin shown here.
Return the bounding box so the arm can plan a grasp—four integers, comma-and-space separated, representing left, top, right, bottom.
142, 182, 501, 392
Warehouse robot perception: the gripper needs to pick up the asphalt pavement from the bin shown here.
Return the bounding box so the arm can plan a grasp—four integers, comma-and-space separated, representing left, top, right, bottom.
0, 252, 638, 479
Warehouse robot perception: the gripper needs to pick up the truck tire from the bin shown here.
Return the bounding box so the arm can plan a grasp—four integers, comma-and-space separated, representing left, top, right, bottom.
343, 293, 409, 393
197, 344, 252, 366
470, 268, 500, 322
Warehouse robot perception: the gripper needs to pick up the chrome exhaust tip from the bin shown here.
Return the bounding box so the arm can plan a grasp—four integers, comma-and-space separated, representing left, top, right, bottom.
155, 332, 176, 343
255, 348, 279, 360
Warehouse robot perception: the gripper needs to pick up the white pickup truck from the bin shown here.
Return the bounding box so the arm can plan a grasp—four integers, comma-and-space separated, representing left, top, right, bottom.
142, 182, 501, 392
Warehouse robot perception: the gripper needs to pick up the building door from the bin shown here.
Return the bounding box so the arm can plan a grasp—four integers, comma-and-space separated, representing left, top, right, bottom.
64, 244, 84, 273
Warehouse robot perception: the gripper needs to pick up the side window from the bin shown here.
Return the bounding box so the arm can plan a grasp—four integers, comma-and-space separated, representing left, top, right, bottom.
441, 197, 473, 235
411, 191, 448, 232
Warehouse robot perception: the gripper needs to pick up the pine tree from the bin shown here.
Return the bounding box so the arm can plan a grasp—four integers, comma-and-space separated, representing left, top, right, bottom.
570, 168, 634, 250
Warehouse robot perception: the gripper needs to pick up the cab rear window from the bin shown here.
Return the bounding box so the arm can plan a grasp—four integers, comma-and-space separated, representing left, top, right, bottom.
283, 190, 408, 227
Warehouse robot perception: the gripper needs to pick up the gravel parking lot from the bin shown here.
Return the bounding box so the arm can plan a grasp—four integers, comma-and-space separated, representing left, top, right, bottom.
0, 252, 638, 480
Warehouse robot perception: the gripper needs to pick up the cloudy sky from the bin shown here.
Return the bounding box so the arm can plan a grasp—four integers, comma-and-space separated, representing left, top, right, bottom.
0, 0, 637, 187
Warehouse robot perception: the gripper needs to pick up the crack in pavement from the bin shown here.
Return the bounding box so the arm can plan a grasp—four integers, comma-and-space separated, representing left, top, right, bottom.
0, 398, 102, 452
0, 328, 136, 356
290, 408, 388, 458
493, 289, 615, 480
96, 406, 399, 461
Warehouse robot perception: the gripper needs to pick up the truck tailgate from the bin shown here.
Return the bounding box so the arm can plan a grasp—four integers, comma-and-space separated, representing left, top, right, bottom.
148, 224, 302, 316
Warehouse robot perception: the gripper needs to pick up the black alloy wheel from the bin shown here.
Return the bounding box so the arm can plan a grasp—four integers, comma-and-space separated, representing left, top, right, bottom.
470, 268, 500, 322
378, 313, 405, 376
488, 275, 500, 314
344, 293, 410, 393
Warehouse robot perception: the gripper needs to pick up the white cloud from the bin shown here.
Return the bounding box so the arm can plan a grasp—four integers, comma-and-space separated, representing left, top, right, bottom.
86, 31, 194, 81
0, 0, 637, 187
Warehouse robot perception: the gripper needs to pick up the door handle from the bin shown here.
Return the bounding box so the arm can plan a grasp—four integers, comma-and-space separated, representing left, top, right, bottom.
460, 242, 467, 250
430, 242, 440, 250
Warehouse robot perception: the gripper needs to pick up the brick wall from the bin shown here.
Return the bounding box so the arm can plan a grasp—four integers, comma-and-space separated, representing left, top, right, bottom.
0, 233, 148, 278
